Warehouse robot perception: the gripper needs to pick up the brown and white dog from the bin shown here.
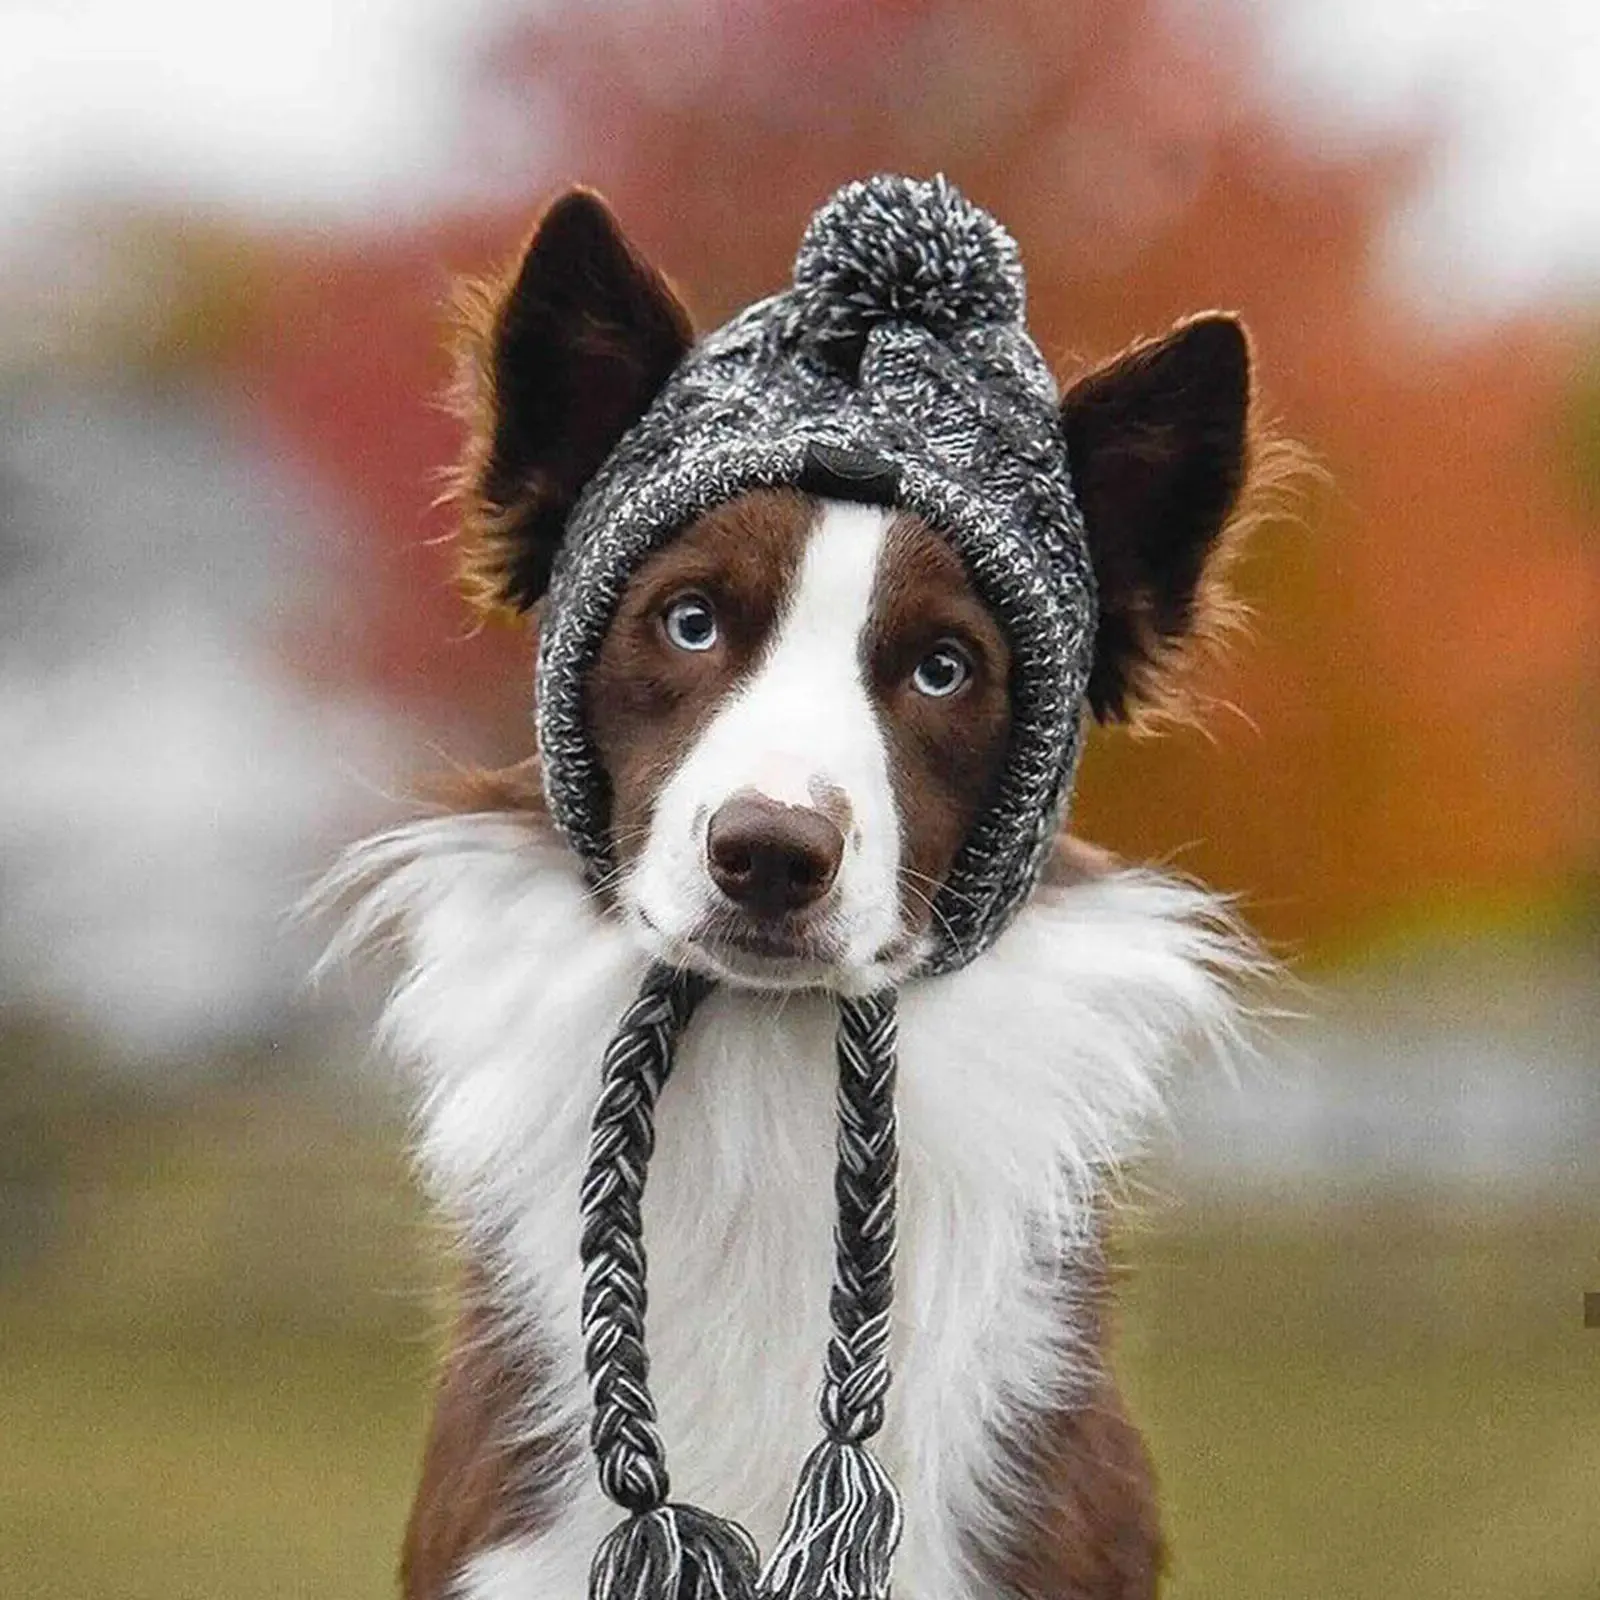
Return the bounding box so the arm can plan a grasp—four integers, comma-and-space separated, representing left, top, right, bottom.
321, 189, 1273, 1600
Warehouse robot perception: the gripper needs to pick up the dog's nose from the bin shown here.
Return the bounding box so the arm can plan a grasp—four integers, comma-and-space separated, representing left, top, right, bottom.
706, 793, 845, 915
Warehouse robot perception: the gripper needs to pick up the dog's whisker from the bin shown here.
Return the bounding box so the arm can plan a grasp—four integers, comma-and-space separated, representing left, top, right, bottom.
896, 870, 966, 956
896, 863, 984, 913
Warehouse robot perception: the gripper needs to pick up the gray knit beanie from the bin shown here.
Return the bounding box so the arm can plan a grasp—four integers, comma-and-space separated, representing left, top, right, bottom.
548, 176, 1097, 1600
538, 173, 1096, 977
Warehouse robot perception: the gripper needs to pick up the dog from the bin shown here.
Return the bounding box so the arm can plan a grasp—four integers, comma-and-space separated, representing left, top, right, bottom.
320, 180, 1272, 1600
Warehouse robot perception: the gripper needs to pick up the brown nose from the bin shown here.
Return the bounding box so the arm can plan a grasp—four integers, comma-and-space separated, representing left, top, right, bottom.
705, 793, 845, 915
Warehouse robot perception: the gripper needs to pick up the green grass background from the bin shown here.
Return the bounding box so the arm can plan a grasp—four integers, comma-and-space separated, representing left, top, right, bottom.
3, 1071, 1597, 1599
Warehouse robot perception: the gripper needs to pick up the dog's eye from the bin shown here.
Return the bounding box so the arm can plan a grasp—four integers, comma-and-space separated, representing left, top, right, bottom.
662, 593, 719, 652
910, 643, 972, 699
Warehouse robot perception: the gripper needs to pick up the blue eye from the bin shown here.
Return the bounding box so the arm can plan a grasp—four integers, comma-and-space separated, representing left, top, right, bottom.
911, 643, 972, 698
663, 593, 718, 652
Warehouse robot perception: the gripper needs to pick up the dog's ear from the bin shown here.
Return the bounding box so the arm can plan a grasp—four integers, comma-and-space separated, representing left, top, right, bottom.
450, 188, 694, 616
1060, 313, 1253, 722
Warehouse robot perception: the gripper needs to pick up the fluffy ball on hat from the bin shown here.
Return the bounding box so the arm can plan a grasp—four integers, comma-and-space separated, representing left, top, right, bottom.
791, 173, 1026, 362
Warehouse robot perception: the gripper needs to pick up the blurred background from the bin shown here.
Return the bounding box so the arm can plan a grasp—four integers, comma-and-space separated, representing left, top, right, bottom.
1, 1, 1595, 1595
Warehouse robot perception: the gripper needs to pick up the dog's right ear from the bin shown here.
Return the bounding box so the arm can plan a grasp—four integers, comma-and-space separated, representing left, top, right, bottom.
450, 189, 694, 617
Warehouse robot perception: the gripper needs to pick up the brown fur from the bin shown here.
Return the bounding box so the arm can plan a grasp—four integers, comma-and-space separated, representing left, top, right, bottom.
866, 511, 1014, 939
401, 1272, 574, 1599
971, 1230, 1162, 1600
987, 1380, 1163, 1600
423, 756, 549, 820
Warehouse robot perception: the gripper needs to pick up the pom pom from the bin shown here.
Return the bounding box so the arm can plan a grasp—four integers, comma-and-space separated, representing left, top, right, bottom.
792, 174, 1024, 361
591, 1503, 761, 1600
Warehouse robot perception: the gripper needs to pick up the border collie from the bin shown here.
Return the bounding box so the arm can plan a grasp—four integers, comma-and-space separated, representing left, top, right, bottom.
318, 182, 1277, 1600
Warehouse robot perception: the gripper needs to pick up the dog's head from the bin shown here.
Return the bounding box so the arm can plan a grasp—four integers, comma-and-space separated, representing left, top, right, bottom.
450, 188, 1258, 993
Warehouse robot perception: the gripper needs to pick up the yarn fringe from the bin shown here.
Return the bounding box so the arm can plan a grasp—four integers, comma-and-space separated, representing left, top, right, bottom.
758, 1437, 904, 1600
591, 1503, 761, 1600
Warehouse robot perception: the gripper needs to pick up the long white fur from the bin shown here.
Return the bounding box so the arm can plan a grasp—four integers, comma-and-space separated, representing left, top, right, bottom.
315, 814, 1259, 1600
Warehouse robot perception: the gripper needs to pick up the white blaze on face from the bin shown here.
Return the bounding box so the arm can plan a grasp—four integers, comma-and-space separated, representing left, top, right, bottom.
623, 500, 909, 988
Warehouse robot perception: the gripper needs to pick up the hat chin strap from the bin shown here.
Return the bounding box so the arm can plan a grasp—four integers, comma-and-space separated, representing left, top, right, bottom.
581, 964, 905, 1600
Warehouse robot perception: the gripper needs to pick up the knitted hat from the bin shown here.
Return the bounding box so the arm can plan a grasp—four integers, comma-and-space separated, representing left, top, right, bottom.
537, 173, 1096, 978
494, 176, 1231, 1600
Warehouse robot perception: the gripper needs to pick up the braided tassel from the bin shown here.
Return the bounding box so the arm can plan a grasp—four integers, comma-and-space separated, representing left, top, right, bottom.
582, 965, 760, 1600
760, 992, 904, 1600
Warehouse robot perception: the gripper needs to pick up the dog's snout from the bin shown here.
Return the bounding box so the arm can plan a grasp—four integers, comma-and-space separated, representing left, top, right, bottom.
706, 794, 845, 915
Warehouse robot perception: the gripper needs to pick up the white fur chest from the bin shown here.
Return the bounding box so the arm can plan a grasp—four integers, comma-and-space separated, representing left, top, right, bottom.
320, 815, 1252, 1600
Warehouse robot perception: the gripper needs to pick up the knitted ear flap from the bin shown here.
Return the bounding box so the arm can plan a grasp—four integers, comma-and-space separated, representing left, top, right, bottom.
581, 970, 905, 1600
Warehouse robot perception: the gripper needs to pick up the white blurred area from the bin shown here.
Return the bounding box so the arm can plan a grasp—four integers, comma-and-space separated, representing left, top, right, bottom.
1167, 943, 1600, 1191
0, 394, 404, 1067
1239, 0, 1600, 316
0, 0, 533, 228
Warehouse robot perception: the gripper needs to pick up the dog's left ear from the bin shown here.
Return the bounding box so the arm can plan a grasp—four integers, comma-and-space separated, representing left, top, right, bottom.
451, 188, 695, 617
1060, 313, 1253, 722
